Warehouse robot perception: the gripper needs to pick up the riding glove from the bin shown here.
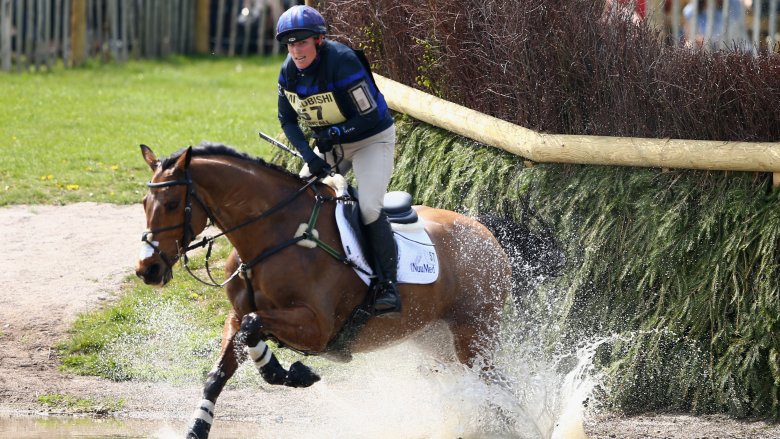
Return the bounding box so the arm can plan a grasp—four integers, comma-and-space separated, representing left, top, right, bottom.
314, 126, 341, 153
306, 155, 332, 179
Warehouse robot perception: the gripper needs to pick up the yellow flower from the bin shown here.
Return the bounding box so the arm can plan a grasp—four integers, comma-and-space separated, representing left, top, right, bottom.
65, 184, 80, 190
110, 165, 119, 171
40, 174, 53, 181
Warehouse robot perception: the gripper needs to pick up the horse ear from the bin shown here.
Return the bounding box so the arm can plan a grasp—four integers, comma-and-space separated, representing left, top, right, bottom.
140, 144, 159, 171
174, 146, 193, 171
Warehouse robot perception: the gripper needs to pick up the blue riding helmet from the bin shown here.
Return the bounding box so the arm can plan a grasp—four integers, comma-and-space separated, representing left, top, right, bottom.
276, 5, 327, 43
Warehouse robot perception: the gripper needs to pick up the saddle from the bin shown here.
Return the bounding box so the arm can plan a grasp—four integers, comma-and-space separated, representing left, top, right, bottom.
340, 186, 419, 258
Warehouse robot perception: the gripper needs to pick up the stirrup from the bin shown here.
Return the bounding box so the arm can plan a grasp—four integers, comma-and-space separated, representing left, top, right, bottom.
373, 281, 401, 317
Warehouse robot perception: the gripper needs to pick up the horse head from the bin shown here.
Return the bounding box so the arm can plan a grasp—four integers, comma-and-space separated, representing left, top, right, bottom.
135, 144, 209, 286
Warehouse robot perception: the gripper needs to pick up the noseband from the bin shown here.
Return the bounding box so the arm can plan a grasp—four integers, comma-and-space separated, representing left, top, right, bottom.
142, 170, 211, 275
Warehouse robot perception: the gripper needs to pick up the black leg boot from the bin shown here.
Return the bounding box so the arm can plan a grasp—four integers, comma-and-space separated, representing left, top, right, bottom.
365, 213, 401, 316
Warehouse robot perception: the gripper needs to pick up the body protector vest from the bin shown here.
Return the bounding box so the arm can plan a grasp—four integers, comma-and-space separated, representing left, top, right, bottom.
277, 40, 393, 149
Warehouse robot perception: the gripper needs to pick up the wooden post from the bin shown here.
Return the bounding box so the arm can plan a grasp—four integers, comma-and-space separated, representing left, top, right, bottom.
256, 1, 267, 55
184, 0, 193, 53
227, 0, 238, 56
62, 0, 71, 67
96, 0, 106, 61
195, 0, 208, 53
35, 0, 43, 71
213, 0, 224, 55
108, 0, 118, 61
670, 0, 680, 44
752, 0, 761, 53
71, 0, 86, 66
120, 0, 128, 61
53, 0, 63, 62
45, 0, 53, 69
160, 0, 170, 56
176, 0, 185, 53
145, 0, 153, 57
25, 0, 33, 70
170, 0, 178, 53
269, 0, 282, 55
15, 0, 22, 71
0, 0, 11, 72
128, 0, 138, 59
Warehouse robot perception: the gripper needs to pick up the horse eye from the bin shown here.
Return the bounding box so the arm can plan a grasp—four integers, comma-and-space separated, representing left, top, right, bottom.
165, 200, 180, 211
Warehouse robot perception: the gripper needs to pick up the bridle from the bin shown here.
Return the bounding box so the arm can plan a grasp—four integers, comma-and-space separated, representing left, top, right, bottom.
142, 169, 214, 280
142, 168, 334, 289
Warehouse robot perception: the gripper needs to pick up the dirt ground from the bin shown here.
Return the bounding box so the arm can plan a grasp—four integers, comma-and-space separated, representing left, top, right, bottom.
1, 203, 779, 438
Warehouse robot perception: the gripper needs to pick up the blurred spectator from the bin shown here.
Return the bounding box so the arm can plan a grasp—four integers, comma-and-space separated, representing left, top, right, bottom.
604, 0, 647, 23
683, 0, 748, 48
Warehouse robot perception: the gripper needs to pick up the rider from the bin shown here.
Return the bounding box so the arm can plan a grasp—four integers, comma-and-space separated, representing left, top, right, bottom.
275, 5, 400, 316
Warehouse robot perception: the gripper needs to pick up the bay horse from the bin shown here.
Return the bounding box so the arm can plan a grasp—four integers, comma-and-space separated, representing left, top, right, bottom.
135, 143, 513, 439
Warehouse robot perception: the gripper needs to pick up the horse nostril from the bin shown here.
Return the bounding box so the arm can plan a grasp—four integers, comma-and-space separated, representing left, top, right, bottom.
146, 263, 161, 281
136, 263, 161, 283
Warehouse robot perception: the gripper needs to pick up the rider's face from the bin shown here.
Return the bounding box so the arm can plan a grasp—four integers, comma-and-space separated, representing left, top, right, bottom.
288, 37, 319, 69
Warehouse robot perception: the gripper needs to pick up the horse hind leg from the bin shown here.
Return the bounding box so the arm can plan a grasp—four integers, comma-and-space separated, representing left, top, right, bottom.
236, 312, 321, 388
450, 321, 514, 391
449, 319, 524, 436
447, 314, 500, 370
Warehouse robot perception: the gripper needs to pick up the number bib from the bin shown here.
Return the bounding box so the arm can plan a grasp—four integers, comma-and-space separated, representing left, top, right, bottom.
284, 90, 347, 128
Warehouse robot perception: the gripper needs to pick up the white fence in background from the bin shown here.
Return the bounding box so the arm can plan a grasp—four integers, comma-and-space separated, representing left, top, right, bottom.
675, 0, 777, 51
0, 0, 290, 72
619, 0, 779, 52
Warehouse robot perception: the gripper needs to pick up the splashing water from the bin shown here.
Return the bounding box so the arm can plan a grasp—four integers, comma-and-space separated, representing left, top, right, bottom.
98, 296, 607, 438
235, 326, 605, 439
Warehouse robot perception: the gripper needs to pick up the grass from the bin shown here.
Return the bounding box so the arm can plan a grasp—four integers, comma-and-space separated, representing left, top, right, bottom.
0, 55, 284, 206
37, 393, 125, 415
58, 262, 232, 383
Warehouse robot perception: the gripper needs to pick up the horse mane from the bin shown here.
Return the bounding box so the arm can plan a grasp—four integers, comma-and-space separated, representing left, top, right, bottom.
160, 141, 303, 181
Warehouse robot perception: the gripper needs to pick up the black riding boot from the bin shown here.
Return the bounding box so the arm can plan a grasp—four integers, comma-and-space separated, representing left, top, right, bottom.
365, 213, 401, 316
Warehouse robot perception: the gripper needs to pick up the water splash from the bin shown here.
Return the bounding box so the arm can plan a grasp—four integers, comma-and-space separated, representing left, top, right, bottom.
95, 283, 606, 437
223, 322, 607, 439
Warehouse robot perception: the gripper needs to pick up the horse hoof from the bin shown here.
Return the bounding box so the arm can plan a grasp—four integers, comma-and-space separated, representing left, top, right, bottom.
186, 418, 211, 439
285, 361, 321, 388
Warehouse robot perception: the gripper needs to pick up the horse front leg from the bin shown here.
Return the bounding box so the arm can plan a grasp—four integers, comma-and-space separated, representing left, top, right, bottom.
186, 312, 241, 439
235, 312, 321, 388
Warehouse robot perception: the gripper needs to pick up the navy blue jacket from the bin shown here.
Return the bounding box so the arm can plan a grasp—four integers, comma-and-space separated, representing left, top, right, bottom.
278, 40, 394, 162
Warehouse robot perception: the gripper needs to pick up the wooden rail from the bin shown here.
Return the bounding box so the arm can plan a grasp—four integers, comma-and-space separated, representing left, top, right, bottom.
375, 74, 780, 174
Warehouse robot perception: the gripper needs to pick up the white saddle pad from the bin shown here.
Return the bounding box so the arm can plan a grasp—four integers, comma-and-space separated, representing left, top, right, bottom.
335, 201, 439, 286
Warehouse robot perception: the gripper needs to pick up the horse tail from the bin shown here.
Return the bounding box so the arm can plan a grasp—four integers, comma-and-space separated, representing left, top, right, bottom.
479, 196, 565, 304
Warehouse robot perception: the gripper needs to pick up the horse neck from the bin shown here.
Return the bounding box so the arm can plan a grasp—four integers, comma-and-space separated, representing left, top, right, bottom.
190, 157, 309, 255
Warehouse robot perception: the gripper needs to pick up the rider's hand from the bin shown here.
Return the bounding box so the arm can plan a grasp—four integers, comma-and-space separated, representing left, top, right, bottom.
306, 155, 332, 179
314, 126, 341, 153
